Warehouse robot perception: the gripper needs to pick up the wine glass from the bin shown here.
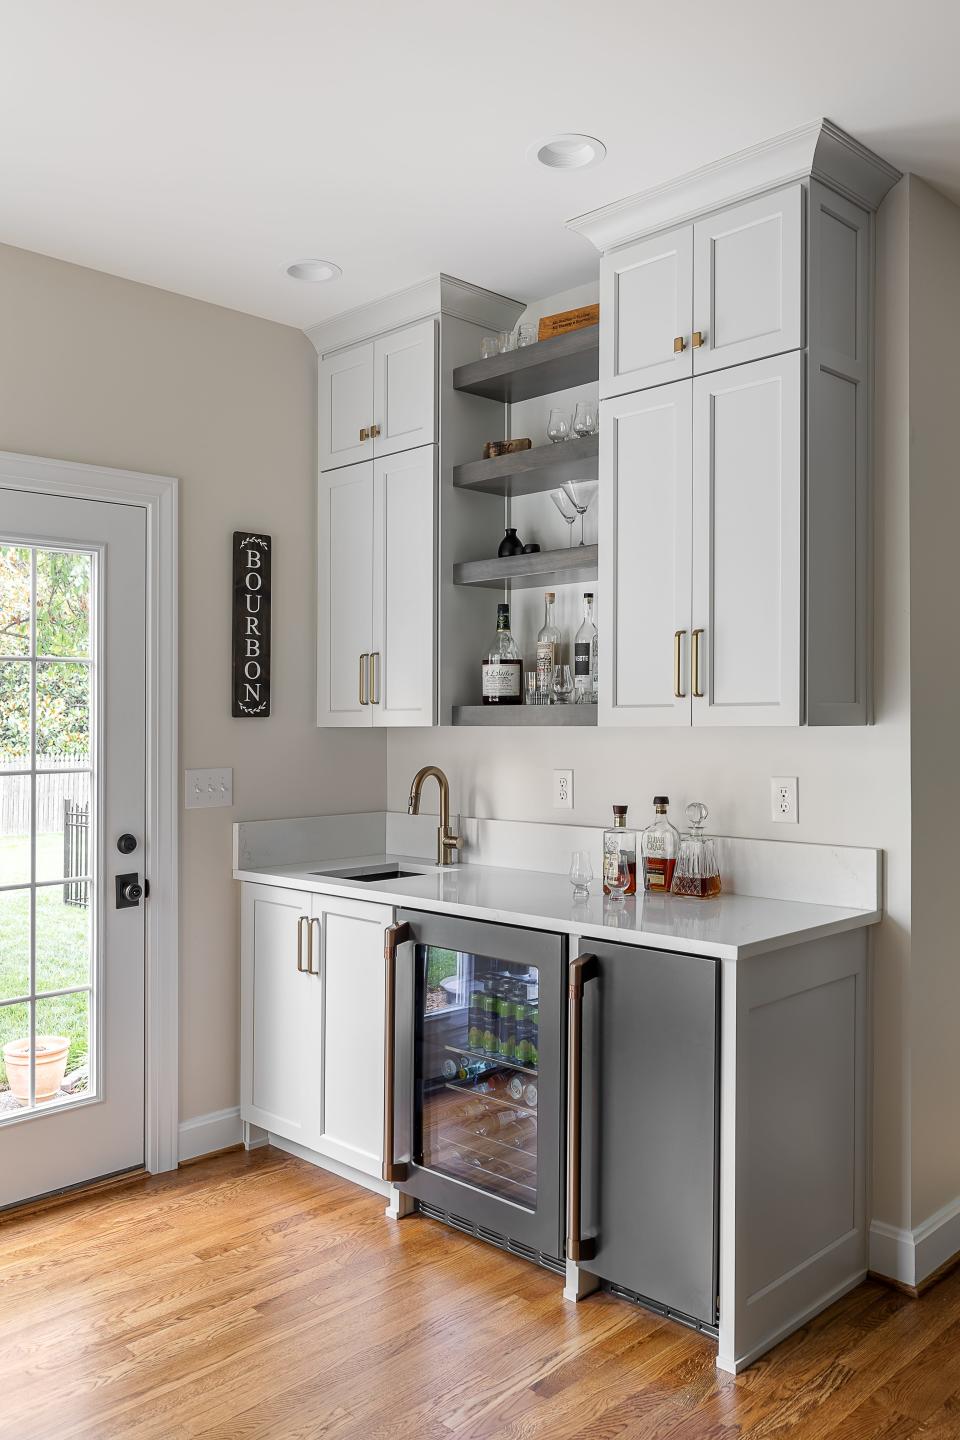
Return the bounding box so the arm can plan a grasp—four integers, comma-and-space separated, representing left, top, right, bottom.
552, 664, 574, 704
547, 408, 570, 444
572, 400, 598, 438
569, 852, 593, 900
551, 489, 577, 547
562, 479, 598, 547
605, 851, 631, 902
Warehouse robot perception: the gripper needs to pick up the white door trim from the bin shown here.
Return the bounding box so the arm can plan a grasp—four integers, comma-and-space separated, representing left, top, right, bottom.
0, 449, 179, 1176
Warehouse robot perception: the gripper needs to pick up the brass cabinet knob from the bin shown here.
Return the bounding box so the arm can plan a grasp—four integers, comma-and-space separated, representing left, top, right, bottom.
691, 331, 705, 349
359, 427, 370, 441
370, 423, 381, 439
674, 335, 686, 354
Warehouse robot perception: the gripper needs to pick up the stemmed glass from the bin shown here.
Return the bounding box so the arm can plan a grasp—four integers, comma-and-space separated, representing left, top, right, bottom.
605, 851, 631, 903
569, 852, 593, 900
562, 480, 598, 547
551, 489, 578, 547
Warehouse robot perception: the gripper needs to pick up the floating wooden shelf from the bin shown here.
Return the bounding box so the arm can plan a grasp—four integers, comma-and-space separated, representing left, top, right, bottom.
452, 435, 599, 498
452, 326, 600, 404
452, 544, 598, 590
453, 704, 598, 727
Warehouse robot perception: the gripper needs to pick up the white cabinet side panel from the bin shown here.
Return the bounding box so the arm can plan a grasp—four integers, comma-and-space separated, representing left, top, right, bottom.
319, 909, 387, 1174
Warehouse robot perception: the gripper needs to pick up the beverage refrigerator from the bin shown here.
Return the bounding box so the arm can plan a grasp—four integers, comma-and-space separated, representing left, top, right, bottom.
384, 909, 566, 1264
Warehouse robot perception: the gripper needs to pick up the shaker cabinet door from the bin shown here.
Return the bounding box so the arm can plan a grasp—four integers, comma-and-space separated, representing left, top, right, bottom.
373, 320, 438, 458
240, 885, 323, 1147
599, 385, 693, 728
600, 225, 693, 398
317, 463, 374, 727
319, 342, 375, 471
372, 444, 437, 727
691, 352, 802, 726
693, 185, 803, 375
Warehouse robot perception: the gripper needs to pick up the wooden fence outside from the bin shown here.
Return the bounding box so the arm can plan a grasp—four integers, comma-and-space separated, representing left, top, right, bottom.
0, 756, 91, 835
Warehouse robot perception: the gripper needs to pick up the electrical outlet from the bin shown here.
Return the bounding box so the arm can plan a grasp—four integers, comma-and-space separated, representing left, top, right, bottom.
185, 768, 234, 810
553, 769, 574, 810
770, 776, 798, 824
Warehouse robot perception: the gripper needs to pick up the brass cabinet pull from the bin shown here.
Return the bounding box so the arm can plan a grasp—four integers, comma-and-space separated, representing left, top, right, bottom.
673, 335, 686, 354
567, 953, 598, 1264
674, 629, 687, 698
691, 331, 705, 349
307, 917, 321, 976
383, 922, 412, 1183
370, 651, 380, 705
296, 915, 308, 973
370, 423, 381, 439
692, 628, 705, 698
359, 653, 369, 705
359, 427, 370, 442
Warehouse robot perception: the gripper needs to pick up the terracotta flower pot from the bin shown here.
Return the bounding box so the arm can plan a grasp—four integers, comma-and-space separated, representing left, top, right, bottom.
3, 1035, 70, 1106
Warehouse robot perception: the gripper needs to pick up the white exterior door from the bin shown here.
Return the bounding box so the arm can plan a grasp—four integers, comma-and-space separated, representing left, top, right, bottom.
0, 488, 146, 1207
372, 445, 436, 727
317, 463, 374, 727
599, 386, 693, 727
319, 342, 374, 471
693, 185, 803, 374
692, 352, 802, 726
600, 225, 693, 398
315, 897, 388, 1177
373, 320, 437, 458
240, 884, 322, 1148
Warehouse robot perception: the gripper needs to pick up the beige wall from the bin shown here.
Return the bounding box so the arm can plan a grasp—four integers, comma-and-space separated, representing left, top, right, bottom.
907, 177, 960, 1224
387, 202, 917, 1233
0, 242, 386, 1125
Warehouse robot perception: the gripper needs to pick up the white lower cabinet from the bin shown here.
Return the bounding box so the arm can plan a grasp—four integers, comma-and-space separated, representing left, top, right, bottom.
240, 883, 391, 1178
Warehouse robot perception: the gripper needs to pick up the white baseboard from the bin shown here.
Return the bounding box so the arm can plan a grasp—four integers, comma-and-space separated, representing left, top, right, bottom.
178, 1106, 243, 1162
870, 1194, 960, 1287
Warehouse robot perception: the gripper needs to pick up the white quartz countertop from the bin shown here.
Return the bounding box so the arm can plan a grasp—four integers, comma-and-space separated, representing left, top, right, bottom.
233, 853, 881, 961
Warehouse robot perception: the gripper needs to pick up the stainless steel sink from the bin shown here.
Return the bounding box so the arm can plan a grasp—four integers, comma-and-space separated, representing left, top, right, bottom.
311, 864, 422, 883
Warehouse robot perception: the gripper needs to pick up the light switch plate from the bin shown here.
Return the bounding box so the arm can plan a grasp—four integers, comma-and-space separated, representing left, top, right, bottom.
553, 769, 574, 809
185, 768, 233, 810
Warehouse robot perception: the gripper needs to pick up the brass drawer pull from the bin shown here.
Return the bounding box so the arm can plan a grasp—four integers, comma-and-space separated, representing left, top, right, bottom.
692, 628, 705, 698
359, 653, 369, 705
674, 629, 687, 698
370, 651, 380, 705
296, 915, 308, 973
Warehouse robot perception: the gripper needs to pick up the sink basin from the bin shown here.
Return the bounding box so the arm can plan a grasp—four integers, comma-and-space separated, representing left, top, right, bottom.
312, 864, 423, 883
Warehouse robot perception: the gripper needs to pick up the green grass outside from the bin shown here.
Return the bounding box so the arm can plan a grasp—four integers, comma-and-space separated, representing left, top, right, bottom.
0, 833, 90, 1089
426, 947, 458, 991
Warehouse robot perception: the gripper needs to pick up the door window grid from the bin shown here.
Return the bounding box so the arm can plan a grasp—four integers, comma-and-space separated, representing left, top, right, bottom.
0, 545, 96, 1119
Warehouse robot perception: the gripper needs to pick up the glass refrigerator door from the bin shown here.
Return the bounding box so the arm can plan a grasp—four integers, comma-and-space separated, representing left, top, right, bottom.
415, 946, 541, 1212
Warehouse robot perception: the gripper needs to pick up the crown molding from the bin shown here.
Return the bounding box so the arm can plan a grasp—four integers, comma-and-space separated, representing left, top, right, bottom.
567, 119, 902, 255
305, 273, 524, 356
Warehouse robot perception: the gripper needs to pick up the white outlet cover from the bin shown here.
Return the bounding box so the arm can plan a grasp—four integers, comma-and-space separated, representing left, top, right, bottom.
185, 767, 234, 810
553, 769, 574, 810
770, 775, 798, 824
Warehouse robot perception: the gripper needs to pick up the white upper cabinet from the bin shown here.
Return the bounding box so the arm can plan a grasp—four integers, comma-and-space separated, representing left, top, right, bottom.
692, 185, 803, 374
600, 225, 693, 398
599, 384, 692, 727
372, 445, 437, 726
372, 320, 437, 458
317, 463, 375, 727
691, 353, 802, 726
319, 319, 437, 471
319, 343, 375, 470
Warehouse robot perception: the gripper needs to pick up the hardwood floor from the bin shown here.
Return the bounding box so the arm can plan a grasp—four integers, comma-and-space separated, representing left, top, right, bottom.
2, 1147, 959, 1439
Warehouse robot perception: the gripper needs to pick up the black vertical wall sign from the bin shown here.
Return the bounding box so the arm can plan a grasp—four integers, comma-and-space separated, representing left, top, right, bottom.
232, 532, 272, 717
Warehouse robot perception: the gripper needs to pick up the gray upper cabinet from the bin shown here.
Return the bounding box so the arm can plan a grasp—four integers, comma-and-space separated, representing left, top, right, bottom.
600, 224, 693, 398
319, 319, 438, 472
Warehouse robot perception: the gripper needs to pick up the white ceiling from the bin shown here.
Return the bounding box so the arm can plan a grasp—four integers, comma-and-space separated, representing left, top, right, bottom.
2, 0, 958, 329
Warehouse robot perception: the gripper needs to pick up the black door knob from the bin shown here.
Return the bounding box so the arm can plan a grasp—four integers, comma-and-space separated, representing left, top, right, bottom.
122, 880, 144, 904
117, 834, 138, 855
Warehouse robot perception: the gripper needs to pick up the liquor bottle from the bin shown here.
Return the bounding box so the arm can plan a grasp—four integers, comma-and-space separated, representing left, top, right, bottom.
641, 796, 680, 893
481, 603, 522, 704
536, 591, 561, 700
574, 592, 598, 703
603, 804, 638, 896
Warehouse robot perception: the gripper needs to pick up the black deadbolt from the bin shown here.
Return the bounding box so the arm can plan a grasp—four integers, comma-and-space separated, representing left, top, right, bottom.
117, 833, 138, 855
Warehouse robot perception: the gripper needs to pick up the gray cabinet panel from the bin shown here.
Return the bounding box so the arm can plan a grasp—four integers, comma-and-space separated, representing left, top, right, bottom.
579, 941, 719, 1325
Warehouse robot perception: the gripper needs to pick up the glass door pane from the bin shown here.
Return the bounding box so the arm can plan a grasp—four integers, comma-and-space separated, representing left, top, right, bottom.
416, 946, 540, 1211
0, 544, 96, 1119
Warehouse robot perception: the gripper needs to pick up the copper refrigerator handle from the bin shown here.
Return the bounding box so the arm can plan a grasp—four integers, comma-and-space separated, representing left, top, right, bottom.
567, 953, 598, 1263
383, 921, 411, 1183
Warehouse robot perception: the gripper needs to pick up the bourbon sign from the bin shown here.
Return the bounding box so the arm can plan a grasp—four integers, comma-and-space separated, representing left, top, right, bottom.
232, 532, 272, 717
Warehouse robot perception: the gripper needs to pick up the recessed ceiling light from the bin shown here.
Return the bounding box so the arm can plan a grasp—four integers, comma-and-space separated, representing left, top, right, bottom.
529, 134, 607, 171
285, 259, 342, 283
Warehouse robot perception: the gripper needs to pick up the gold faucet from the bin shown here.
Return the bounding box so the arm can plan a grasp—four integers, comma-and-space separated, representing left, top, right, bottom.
408, 765, 463, 867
